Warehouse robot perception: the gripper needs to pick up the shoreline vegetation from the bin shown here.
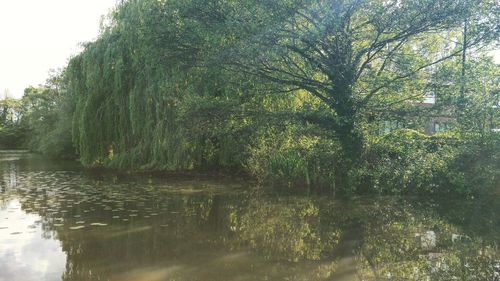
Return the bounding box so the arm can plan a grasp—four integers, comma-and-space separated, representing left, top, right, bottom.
1, 0, 499, 195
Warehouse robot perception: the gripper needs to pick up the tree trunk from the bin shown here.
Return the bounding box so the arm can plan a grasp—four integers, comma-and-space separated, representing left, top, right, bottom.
329, 86, 363, 191
459, 18, 467, 113
335, 116, 363, 191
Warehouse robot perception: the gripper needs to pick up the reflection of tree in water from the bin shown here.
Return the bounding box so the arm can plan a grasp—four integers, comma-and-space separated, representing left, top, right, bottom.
49, 189, 236, 281
236, 197, 499, 280
0, 160, 21, 208
347, 198, 499, 280
237, 197, 340, 262
4, 169, 499, 281
0, 161, 19, 191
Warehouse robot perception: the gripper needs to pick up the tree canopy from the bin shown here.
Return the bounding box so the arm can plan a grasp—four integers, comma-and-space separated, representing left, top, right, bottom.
7, 0, 500, 193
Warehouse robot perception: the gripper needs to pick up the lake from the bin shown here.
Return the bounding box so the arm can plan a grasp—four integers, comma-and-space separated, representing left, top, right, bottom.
0, 151, 498, 281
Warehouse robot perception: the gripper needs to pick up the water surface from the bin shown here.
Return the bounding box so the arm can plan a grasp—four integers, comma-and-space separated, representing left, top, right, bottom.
0, 151, 498, 281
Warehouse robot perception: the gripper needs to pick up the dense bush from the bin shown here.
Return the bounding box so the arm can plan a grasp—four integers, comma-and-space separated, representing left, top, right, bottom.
0, 125, 27, 149
357, 130, 499, 195
245, 128, 500, 195
246, 128, 340, 189
445, 133, 500, 193
18, 83, 76, 160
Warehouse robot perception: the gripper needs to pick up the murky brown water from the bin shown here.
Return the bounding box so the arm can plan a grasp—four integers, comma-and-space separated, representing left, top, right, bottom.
0, 151, 498, 281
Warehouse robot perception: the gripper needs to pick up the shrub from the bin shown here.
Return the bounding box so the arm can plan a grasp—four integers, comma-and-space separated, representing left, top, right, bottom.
245, 128, 340, 189
0, 125, 28, 149
362, 130, 500, 195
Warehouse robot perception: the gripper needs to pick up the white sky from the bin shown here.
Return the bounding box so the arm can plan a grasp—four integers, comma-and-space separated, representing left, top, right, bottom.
0, 0, 118, 99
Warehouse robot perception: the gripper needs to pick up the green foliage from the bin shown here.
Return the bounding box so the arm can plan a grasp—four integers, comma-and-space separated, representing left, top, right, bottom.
19, 73, 76, 159
0, 97, 27, 149
246, 127, 340, 189
8, 0, 499, 195
66, 0, 254, 170
0, 125, 27, 149
361, 130, 453, 194
445, 133, 500, 190
360, 130, 500, 194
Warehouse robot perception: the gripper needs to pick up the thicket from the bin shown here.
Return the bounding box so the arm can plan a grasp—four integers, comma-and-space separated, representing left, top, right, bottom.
0, 97, 27, 149
10, 0, 500, 194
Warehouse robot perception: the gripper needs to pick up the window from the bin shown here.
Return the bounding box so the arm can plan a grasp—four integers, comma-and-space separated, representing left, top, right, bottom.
434, 122, 448, 133
493, 93, 500, 109
423, 93, 436, 104
434, 122, 440, 133
382, 120, 403, 134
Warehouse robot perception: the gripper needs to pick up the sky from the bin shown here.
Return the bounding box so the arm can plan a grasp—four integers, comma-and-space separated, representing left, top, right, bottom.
0, 0, 117, 99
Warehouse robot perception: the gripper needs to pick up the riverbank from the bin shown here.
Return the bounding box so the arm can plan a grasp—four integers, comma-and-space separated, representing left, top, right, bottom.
69, 130, 500, 196
9, 126, 499, 197
1, 151, 499, 281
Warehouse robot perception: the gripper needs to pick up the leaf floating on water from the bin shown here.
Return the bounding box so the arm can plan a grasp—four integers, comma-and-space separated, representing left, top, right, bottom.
53, 224, 64, 227
122, 219, 129, 222
112, 216, 120, 219
76, 221, 85, 224
150, 213, 158, 216
70, 226, 85, 230
129, 214, 138, 217
90, 223, 108, 226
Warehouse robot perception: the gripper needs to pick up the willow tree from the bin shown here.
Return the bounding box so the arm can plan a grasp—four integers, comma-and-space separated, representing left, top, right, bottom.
67, 0, 261, 169
65, 0, 498, 182
221, 0, 498, 167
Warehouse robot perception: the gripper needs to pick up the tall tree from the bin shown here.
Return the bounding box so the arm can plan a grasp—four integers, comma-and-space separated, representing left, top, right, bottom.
222, 0, 498, 167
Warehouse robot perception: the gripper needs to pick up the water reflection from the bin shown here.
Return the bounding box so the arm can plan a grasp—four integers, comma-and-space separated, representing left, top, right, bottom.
0, 200, 66, 281
0, 151, 498, 281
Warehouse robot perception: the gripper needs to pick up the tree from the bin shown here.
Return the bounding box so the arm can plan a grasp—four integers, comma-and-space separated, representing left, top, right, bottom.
19, 70, 75, 158
47, 0, 499, 191
0, 95, 26, 149
222, 0, 498, 168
